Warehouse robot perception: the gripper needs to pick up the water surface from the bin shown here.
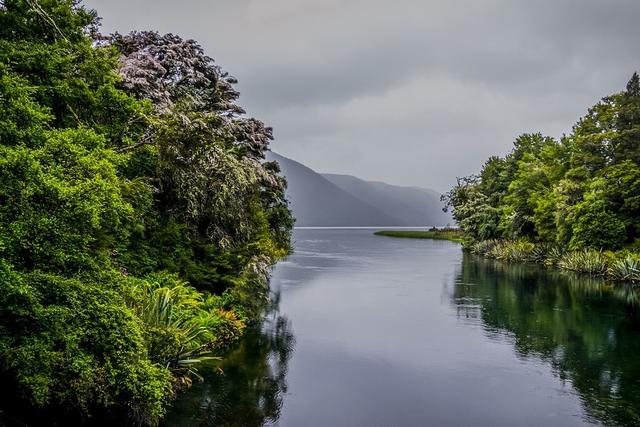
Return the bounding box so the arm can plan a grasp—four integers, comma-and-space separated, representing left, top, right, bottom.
165, 229, 640, 426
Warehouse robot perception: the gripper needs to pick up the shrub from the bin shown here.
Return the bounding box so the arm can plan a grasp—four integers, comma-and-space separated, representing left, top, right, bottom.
0, 264, 171, 425
543, 246, 566, 266
608, 255, 640, 282
470, 239, 500, 256
128, 273, 246, 381
0, 131, 138, 273
559, 250, 607, 275
483, 240, 536, 263
504, 241, 536, 262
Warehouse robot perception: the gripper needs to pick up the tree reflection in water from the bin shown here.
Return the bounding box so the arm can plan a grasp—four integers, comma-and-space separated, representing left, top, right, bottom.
163, 291, 295, 427
452, 254, 640, 427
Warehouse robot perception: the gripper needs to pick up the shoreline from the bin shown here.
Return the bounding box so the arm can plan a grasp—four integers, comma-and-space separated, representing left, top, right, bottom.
373, 229, 464, 243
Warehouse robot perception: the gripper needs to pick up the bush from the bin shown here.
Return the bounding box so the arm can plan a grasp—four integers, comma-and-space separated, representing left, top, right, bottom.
0, 131, 138, 273
543, 246, 566, 266
127, 273, 246, 380
559, 250, 607, 275
607, 254, 640, 282
505, 241, 536, 262
468, 239, 500, 256
0, 264, 171, 425
484, 240, 536, 263
569, 197, 627, 251
469, 238, 640, 282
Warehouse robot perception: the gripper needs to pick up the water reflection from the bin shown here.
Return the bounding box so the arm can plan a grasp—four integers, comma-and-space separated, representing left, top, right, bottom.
162, 293, 295, 427
453, 254, 640, 426
166, 230, 640, 426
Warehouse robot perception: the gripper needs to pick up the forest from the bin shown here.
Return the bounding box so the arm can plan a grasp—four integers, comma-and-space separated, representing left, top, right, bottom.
0, 0, 293, 425
443, 72, 640, 281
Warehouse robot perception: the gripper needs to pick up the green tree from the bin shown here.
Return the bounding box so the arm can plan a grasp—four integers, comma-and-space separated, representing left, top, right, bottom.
569, 179, 626, 250
0, 1, 292, 425
447, 72, 640, 254
499, 134, 558, 239
442, 176, 500, 241
613, 72, 640, 164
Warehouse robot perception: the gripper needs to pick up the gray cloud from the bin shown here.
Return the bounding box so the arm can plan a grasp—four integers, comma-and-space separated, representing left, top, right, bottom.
86, 0, 640, 192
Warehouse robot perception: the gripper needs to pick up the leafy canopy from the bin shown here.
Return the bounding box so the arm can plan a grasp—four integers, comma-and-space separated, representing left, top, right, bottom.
443, 72, 640, 251
0, 1, 293, 425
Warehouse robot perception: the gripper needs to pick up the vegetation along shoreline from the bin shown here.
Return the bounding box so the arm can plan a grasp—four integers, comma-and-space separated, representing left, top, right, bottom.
374, 228, 464, 242
376, 230, 640, 283
440, 73, 640, 284
378, 73, 640, 284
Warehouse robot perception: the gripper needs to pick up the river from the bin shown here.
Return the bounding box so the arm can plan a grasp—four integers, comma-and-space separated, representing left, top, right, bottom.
164, 228, 640, 426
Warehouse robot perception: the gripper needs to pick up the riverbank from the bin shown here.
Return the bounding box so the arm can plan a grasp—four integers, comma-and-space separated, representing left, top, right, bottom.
468, 239, 640, 283
375, 229, 640, 283
374, 229, 463, 242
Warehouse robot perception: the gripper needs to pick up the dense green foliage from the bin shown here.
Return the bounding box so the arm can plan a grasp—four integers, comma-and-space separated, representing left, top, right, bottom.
443, 73, 640, 279
0, 1, 292, 425
374, 228, 463, 242
468, 239, 640, 282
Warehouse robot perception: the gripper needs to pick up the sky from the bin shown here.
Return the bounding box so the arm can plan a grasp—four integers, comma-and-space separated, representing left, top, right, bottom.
85, 0, 640, 192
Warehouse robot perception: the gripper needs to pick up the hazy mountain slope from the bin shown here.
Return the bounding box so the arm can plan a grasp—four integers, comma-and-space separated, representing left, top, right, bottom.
267, 152, 406, 226
322, 173, 452, 226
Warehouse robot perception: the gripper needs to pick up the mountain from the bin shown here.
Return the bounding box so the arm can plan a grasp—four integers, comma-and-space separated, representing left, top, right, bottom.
322, 174, 450, 226
266, 152, 403, 226
267, 152, 451, 227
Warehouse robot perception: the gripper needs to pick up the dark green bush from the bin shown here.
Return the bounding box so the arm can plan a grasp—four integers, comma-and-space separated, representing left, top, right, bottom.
0, 263, 171, 425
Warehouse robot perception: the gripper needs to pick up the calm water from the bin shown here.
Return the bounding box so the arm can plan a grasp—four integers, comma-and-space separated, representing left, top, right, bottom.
164, 229, 640, 427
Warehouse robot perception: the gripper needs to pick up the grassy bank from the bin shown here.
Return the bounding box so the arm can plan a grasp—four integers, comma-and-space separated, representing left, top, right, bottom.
374, 229, 464, 242
469, 239, 640, 283
376, 228, 640, 283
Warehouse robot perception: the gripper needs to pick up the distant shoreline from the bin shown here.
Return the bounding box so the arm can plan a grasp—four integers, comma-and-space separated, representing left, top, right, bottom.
294, 226, 451, 230
373, 229, 464, 242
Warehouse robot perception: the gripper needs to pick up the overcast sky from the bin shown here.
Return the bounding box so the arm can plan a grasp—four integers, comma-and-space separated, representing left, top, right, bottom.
86, 0, 640, 192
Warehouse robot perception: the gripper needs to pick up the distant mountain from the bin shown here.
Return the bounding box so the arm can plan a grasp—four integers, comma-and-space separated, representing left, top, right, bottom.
322, 174, 451, 226
267, 152, 402, 226
267, 152, 451, 227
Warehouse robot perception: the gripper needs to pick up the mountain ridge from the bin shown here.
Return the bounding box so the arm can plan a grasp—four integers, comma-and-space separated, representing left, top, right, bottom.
267, 152, 405, 226
267, 152, 451, 227
321, 173, 450, 226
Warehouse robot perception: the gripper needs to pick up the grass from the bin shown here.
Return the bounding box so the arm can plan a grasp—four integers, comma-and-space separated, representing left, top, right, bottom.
374, 229, 464, 242
376, 228, 640, 283
468, 239, 640, 283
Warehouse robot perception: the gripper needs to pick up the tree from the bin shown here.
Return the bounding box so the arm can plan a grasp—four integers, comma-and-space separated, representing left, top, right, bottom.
569, 179, 626, 250
109, 31, 293, 291
499, 134, 566, 240
0, 1, 293, 425
446, 72, 640, 252
600, 160, 640, 243
442, 175, 500, 241
612, 72, 640, 164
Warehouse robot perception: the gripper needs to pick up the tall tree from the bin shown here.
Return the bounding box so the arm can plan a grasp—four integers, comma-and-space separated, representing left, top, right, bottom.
613, 72, 640, 164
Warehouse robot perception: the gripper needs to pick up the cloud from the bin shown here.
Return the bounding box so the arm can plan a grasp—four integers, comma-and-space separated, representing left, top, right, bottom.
86, 0, 640, 191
